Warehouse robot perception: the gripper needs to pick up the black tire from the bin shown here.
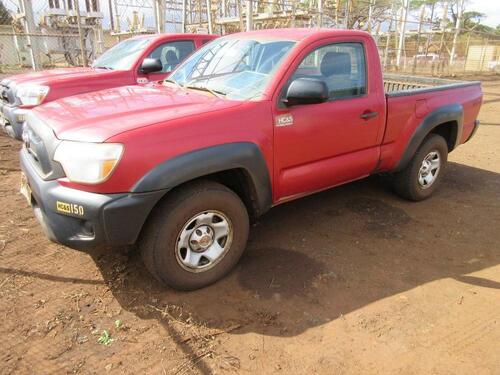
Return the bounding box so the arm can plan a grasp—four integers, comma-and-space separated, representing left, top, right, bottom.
139, 180, 249, 290
392, 134, 448, 201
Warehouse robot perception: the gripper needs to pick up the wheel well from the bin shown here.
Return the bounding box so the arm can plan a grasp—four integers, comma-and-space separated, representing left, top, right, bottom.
158, 169, 260, 219
429, 121, 458, 151
198, 169, 260, 219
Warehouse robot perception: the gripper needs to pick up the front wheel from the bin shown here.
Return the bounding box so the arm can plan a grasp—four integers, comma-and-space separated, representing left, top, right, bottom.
392, 134, 448, 201
139, 180, 249, 290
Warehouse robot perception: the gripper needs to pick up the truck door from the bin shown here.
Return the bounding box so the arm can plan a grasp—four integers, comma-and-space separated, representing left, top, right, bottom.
273, 39, 386, 201
137, 40, 196, 83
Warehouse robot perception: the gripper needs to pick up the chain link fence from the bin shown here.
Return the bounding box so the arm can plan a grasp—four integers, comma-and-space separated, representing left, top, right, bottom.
377, 32, 500, 76
1, 0, 500, 77
0, 0, 117, 73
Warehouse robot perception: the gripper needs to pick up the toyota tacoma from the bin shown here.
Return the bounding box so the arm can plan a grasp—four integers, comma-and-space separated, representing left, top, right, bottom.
19, 29, 482, 290
1, 33, 216, 139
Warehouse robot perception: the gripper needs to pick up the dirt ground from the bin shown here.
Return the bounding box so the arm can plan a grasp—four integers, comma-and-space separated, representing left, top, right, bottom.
0, 76, 499, 375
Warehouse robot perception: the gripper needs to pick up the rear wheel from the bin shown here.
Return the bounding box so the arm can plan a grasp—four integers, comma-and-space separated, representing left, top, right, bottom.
139, 180, 249, 290
392, 134, 448, 201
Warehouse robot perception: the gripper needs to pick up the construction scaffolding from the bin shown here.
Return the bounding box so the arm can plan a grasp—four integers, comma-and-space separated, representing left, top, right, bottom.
1, 0, 500, 76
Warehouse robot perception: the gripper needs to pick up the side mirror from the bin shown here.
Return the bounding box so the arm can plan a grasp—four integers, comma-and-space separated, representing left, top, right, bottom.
141, 58, 163, 74
284, 77, 329, 106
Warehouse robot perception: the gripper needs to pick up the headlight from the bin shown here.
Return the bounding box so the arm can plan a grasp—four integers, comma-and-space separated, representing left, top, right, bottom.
53, 141, 124, 184
16, 85, 50, 106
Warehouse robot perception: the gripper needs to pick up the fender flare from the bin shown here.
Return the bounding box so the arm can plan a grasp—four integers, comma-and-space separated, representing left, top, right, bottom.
394, 103, 463, 172
132, 142, 272, 216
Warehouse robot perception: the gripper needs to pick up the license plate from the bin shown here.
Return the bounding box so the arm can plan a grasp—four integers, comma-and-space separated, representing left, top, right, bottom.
20, 173, 32, 205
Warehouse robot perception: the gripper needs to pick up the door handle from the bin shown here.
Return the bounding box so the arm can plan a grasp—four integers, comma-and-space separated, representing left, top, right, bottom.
360, 111, 379, 120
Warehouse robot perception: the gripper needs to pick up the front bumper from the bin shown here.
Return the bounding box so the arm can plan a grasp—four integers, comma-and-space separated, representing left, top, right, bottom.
0, 102, 28, 140
20, 148, 166, 250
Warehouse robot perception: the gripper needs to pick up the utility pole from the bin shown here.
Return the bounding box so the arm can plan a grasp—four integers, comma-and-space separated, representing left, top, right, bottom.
318, 0, 323, 27
237, 0, 244, 31
221, 0, 226, 33
383, 3, 395, 70
412, 4, 426, 73
449, 0, 464, 66
182, 0, 187, 32
345, 0, 350, 28
19, 0, 38, 70
153, 0, 164, 33
246, 0, 253, 31
108, 0, 114, 31
74, 0, 88, 67
206, 0, 213, 33
424, 2, 435, 59
438, 1, 449, 64
396, 0, 410, 69
367, 0, 375, 33
113, 0, 121, 33
334, 0, 340, 26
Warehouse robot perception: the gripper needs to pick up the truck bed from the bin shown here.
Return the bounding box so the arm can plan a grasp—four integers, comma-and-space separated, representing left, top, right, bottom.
380, 73, 482, 173
384, 73, 480, 97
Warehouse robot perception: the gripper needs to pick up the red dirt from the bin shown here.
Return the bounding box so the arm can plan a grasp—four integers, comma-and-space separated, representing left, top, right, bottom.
0, 76, 499, 374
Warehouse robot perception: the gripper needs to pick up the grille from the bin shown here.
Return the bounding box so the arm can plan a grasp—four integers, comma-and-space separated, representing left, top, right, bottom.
23, 113, 65, 180
0, 83, 18, 105
0, 84, 8, 104
24, 122, 52, 176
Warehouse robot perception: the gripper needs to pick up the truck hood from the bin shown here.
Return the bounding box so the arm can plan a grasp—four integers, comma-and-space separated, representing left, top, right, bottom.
3, 67, 110, 86
33, 84, 243, 142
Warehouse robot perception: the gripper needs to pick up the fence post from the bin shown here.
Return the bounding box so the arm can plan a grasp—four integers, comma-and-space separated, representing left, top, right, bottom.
463, 32, 471, 73
479, 38, 489, 72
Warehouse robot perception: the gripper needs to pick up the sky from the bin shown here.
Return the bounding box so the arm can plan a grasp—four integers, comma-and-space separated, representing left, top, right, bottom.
470, 0, 500, 28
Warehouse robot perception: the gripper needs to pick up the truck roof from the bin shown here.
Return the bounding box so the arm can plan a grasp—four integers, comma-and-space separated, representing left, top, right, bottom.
129, 33, 217, 42
226, 28, 371, 41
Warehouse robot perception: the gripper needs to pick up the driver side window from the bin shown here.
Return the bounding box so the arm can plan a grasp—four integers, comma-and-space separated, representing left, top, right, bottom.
293, 42, 366, 99
147, 40, 195, 73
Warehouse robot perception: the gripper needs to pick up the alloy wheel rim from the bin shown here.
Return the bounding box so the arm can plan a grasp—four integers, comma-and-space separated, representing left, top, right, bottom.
175, 210, 232, 273
418, 150, 441, 189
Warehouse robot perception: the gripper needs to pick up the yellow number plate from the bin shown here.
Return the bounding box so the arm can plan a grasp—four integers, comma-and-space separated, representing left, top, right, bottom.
56, 201, 85, 216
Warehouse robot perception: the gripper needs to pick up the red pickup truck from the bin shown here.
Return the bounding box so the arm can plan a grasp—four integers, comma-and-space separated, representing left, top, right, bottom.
20, 29, 482, 290
1, 33, 216, 139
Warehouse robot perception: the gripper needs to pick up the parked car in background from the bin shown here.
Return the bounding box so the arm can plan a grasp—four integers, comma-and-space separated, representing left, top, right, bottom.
0, 33, 216, 140
412, 53, 440, 64
19, 28, 482, 290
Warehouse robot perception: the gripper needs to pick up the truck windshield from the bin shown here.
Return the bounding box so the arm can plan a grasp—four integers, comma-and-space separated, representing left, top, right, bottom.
168, 37, 296, 100
92, 38, 152, 70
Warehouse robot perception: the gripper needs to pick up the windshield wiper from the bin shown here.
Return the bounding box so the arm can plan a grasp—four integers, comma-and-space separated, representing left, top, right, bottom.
164, 78, 184, 90
185, 85, 226, 99
94, 66, 114, 70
